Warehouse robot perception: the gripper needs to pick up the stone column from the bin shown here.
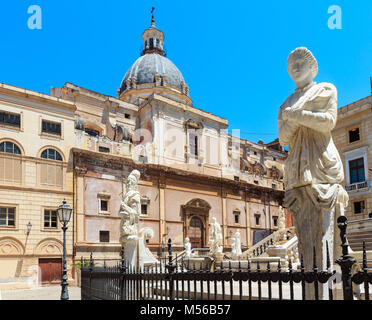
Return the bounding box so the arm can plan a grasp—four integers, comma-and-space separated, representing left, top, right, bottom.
221, 190, 227, 246
245, 199, 251, 247
75, 169, 86, 242
159, 177, 166, 245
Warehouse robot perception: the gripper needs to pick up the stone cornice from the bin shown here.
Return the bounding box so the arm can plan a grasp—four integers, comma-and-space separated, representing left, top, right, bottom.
72, 147, 284, 200
0, 82, 76, 113
140, 93, 228, 128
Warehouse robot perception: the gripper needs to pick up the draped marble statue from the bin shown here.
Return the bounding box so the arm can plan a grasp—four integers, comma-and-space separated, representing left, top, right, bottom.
119, 170, 158, 268
184, 237, 192, 258
209, 217, 223, 257
231, 231, 242, 260
278, 47, 348, 299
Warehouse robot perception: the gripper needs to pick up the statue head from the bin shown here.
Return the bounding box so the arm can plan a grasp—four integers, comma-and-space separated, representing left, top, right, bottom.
185, 237, 189, 243
287, 47, 318, 85
212, 217, 216, 224
235, 231, 240, 238
126, 169, 140, 189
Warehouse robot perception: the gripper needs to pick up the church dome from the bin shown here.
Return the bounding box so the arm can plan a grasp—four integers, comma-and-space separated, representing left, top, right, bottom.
118, 53, 185, 95
118, 10, 189, 98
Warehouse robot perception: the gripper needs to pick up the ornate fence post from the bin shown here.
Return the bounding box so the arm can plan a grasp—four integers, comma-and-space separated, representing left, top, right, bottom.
120, 246, 126, 300
166, 239, 176, 300
335, 216, 356, 300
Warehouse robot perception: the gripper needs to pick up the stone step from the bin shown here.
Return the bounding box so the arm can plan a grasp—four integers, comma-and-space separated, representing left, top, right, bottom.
348, 233, 372, 238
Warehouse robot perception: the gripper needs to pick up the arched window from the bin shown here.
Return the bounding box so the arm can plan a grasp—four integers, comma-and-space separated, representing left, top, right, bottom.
39, 148, 63, 188
41, 148, 62, 161
0, 141, 21, 155
0, 141, 22, 184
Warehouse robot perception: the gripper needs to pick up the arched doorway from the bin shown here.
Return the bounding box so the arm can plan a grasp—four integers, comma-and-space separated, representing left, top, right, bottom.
189, 217, 203, 248
182, 199, 211, 249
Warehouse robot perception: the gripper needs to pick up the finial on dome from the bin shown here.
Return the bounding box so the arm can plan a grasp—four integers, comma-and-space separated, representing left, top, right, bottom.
151, 7, 155, 27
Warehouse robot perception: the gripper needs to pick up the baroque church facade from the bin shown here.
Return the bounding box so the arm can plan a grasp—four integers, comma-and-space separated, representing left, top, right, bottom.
0, 15, 288, 288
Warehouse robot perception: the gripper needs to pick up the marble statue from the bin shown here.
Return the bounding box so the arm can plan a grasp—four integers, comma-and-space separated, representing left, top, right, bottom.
120, 170, 141, 242
235, 231, 242, 257
278, 47, 349, 299
119, 170, 158, 268
184, 237, 192, 258
278, 206, 287, 240
231, 238, 237, 260
209, 217, 223, 256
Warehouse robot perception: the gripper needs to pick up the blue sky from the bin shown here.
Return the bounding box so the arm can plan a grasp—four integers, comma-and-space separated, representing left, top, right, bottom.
0, 0, 371, 143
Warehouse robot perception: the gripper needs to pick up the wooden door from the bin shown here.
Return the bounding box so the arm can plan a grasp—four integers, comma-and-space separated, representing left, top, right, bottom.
39, 258, 62, 285
189, 217, 203, 248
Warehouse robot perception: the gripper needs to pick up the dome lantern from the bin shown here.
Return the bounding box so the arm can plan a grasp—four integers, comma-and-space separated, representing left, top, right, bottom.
141, 7, 165, 56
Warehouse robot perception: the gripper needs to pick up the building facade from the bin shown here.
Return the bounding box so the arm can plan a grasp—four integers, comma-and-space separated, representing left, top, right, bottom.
0, 83, 75, 289
332, 95, 372, 221
0, 15, 288, 288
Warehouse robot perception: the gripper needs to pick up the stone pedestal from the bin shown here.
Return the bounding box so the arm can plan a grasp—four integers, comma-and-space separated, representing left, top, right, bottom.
214, 252, 224, 266
121, 236, 138, 270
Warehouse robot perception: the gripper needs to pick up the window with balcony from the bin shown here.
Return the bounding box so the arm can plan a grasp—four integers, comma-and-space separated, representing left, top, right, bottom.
84, 128, 100, 137
349, 128, 360, 143
353, 201, 365, 214
349, 157, 365, 184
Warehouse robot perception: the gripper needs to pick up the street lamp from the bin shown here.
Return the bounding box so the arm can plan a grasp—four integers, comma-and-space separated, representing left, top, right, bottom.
57, 199, 72, 300
26, 222, 32, 235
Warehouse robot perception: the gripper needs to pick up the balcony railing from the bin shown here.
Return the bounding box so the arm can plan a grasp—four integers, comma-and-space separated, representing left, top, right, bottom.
345, 181, 369, 192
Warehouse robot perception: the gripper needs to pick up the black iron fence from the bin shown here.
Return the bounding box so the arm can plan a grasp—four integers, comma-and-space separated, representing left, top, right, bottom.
81, 216, 372, 300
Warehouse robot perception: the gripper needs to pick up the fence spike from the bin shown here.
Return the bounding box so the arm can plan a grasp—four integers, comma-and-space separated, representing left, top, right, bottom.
300, 254, 304, 272
363, 241, 367, 271
326, 241, 331, 270
228, 260, 232, 271
313, 247, 318, 272
168, 238, 173, 265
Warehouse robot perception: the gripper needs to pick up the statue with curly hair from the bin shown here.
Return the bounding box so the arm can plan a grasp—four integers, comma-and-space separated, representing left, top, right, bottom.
278, 47, 348, 299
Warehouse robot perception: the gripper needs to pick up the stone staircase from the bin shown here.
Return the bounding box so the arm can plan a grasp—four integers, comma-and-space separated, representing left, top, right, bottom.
347, 219, 372, 270
241, 226, 296, 260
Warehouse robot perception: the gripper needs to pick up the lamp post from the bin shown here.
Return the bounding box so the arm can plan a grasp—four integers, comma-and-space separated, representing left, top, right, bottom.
26, 222, 32, 235
57, 199, 72, 300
